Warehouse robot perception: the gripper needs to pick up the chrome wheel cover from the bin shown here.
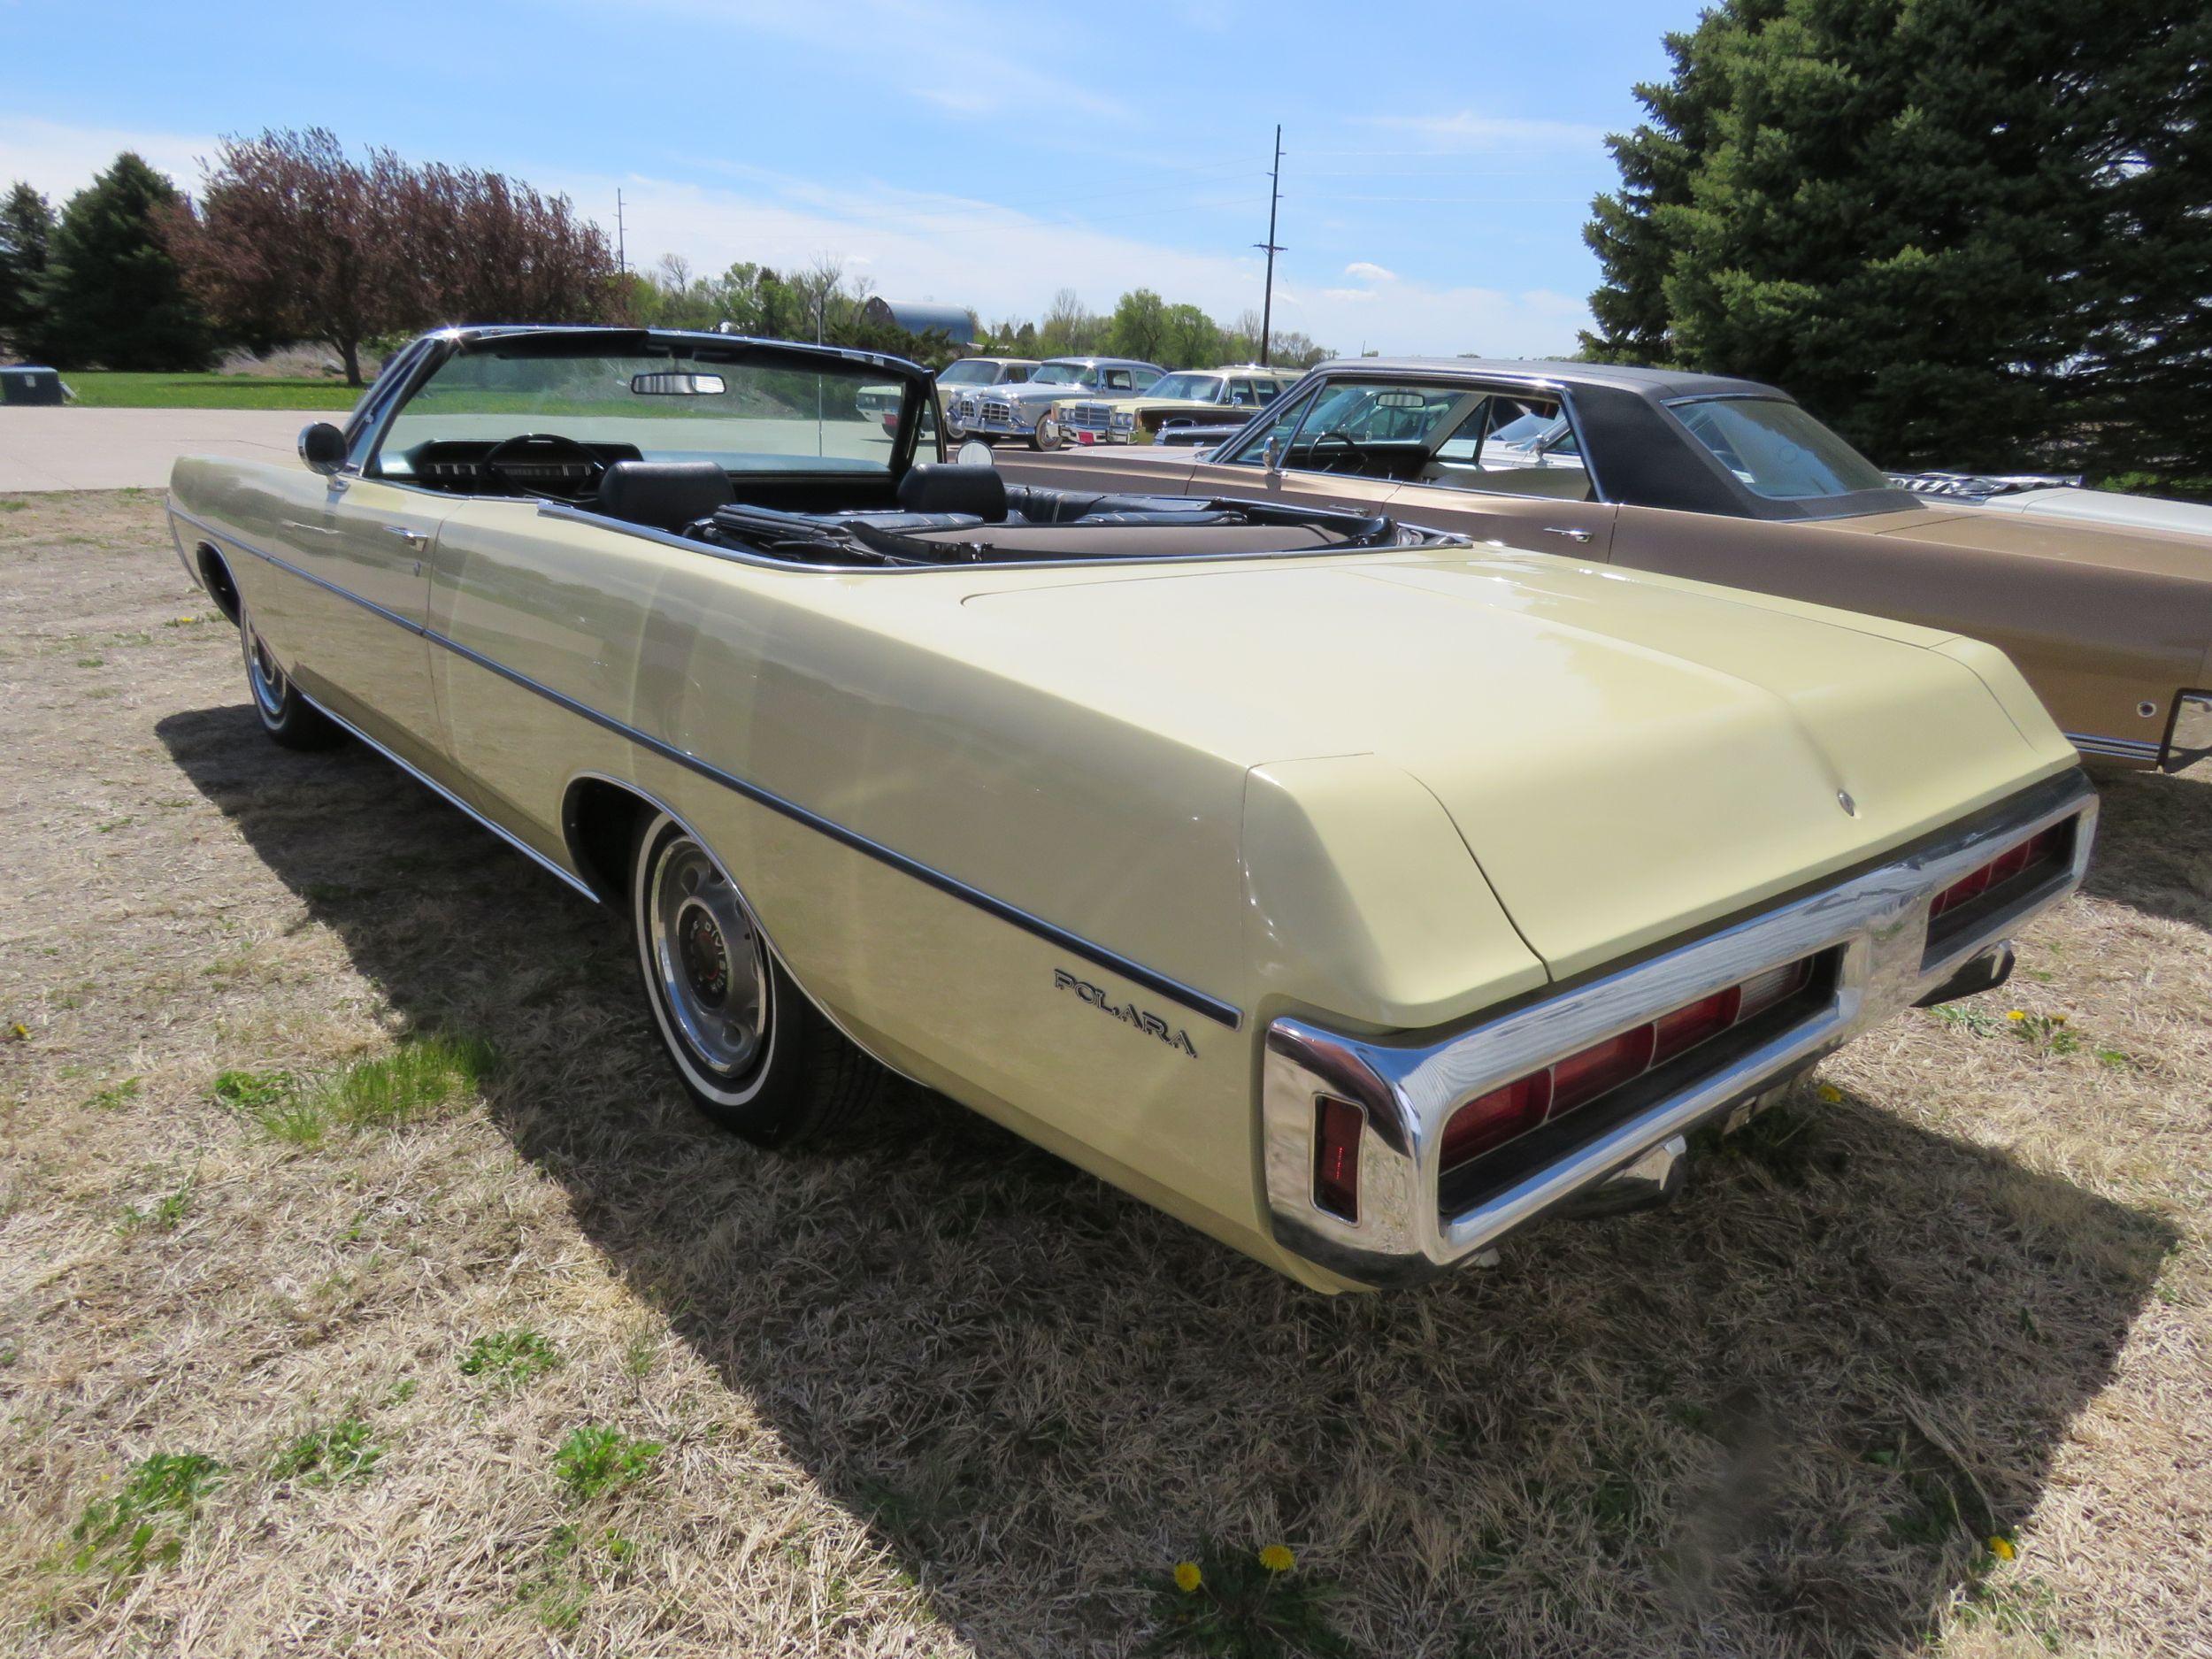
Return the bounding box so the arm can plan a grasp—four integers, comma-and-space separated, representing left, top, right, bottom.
243, 619, 288, 718
647, 833, 772, 1079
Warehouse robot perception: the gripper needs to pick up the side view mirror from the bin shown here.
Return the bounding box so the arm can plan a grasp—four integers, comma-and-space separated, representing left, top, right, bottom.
1262, 435, 1282, 475
956, 439, 996, 467
298, 421, 348, 476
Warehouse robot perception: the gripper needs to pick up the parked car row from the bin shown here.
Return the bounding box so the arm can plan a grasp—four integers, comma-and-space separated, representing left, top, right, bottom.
940, 355, 1165, 447
166, 324, 2137, 1293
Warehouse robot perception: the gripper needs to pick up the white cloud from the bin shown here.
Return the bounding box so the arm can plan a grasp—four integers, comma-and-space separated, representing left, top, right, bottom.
587, 165, 1589, 357
0, 116, 1593, 357
0, 116, 217, 203
1357, 111, 1609, 153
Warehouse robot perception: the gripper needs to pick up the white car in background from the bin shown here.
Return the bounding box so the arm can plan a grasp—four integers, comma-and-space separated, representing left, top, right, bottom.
1892, 472, 2212, 537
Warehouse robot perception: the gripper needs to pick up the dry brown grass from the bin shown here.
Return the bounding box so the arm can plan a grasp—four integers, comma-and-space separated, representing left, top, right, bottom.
0, 488, 2207, 1658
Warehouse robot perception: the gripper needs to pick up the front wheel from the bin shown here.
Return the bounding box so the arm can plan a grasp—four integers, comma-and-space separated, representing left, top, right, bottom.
1030, 409, 1064, 451
631, 812, 880, 1146
241, 608, 342, 750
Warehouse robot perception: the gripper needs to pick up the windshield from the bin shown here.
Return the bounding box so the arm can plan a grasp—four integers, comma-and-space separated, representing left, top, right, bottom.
1030, 364, 1096, 387
1147, 373, 1224, 403
1671, 396, 1889, 500
376, 346, 902, 475
937, 360, 1003, 386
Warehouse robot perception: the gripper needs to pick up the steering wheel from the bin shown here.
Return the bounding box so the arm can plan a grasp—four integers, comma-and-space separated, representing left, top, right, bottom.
480, 433, 606, 502
1309, 430, 1364, 473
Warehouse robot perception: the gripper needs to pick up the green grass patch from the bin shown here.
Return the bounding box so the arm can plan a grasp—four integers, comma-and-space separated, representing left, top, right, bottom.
69, 1452, 223, 1578
83, 1076, 141, 1110
61, 372, 357, 411
270, 1417, 383, 1486
552, 1426, 663, 1503
118, 1178, 194, 1235
211, 1067, 321, 1145
211, 1034, 494, 1147
460, 1328, 560, 1386
320, 1033, 497, 1129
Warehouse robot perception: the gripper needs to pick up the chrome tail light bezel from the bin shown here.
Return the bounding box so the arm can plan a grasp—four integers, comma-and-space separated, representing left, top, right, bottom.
1260, 771, 2098, 1286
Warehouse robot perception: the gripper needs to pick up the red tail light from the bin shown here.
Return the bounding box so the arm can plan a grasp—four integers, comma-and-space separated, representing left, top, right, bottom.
1549, 1024, 1656, 1114
1313, 1097, 1363, 1220
1439, 1072, 1551, 1167
1930, 823, 2071, 918
1651, 987, 1740, 1064
1438, 952, 1822, 1174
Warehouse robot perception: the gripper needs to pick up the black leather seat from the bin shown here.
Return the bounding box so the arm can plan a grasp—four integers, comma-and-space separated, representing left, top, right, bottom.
897, 463, 1008, 522
597, 460, 734, 529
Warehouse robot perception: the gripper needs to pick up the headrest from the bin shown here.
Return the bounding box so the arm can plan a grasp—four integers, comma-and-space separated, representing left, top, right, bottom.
897, 463, 1007, 522
597, 459, 734, 528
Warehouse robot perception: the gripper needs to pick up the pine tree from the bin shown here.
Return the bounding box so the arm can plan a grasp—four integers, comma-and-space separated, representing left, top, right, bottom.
41, 153, 211, 370
1583, 1, 2212, 480
0, 182, 57, 360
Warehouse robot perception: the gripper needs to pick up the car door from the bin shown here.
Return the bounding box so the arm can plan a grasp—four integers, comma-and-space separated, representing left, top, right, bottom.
254, 462, 448, 764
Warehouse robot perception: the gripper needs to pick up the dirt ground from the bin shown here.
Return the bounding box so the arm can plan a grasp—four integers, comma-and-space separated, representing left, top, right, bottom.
0, 489, 2206, 1658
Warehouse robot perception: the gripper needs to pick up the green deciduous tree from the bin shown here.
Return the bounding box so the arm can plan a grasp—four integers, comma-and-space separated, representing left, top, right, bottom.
0, 182, 56, 359
1106, 287, 1169, 362
42, 153, 212, 371
1583, 1, 2212, 480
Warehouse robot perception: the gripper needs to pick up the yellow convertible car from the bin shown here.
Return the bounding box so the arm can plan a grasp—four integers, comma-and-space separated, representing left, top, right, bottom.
166, 326, 2095, 1291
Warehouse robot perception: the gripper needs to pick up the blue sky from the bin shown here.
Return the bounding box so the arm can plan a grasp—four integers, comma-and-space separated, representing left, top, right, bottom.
0, 0, 1697, 357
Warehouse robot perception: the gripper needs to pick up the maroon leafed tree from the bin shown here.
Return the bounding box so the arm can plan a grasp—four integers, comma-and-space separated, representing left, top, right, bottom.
165, 128, 620, 386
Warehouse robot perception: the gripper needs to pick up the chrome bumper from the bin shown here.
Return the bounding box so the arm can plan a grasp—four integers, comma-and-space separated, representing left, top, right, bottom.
1261, 771, 2098, 1286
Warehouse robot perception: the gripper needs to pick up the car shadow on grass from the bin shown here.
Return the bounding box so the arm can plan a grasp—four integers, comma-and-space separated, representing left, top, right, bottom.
160, 703, 2176, 1659
2078, 764, 2212, 930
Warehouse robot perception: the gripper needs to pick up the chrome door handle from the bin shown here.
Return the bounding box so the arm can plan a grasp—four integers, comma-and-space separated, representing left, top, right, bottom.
384, 526, 429, 550
1541, 526, 1593, 544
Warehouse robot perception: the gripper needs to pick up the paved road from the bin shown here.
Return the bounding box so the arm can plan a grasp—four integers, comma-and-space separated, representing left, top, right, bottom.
0, 407, 349, 492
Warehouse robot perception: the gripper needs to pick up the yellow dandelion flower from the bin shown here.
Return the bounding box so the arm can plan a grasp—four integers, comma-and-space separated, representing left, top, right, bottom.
1815, 1084, 1843, 1103
2049, 1014, 2067, 1025
1173, 1561, 1202, 1594
1257, 1544, 1295, 1574
2006, 1010, 2027, 1022
1988, 1536, 2016, 1561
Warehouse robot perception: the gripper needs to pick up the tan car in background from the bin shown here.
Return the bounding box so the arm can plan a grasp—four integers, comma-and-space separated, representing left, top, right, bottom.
1057, 365, 1294, 446
989, 358, 2212, 771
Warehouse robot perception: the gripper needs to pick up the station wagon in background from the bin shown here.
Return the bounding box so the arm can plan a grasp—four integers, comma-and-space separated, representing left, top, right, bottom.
996, 358, 2212, 772
942, 354, 1164, 449
166, 325, 2095, 1291
1059, 365, 1291, 446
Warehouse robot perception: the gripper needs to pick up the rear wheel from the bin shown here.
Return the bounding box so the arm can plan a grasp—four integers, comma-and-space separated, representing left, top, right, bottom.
631, 811, 880, 1145
241, 608, 342, 750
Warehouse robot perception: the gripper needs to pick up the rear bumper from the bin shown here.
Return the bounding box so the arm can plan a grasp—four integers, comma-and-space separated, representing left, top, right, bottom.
1261, 770, 2097, 1287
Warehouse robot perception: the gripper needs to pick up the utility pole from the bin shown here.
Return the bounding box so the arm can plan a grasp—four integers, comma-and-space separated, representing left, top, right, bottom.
1255, 124, 1284, 367
616, 189, 626, 276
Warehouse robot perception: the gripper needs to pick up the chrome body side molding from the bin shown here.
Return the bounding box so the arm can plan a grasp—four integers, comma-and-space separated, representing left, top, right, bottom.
290, 680, 600, 902
167, 504, 1242, 1031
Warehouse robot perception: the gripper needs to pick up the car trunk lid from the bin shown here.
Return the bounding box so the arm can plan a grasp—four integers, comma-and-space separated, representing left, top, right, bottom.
958, 549, 2070, 982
